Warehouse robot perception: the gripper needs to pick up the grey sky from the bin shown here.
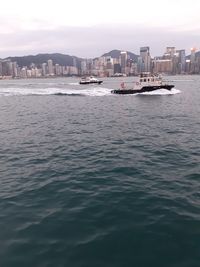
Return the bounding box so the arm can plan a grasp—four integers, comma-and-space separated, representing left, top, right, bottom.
1, 0, 200, 58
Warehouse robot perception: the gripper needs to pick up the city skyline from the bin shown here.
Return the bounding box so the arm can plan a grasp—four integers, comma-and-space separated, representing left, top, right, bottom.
1, 0, 200, 58
1, 45, 200, 78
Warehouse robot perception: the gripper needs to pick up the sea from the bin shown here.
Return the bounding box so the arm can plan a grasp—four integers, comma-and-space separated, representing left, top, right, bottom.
0, 76, 199, 267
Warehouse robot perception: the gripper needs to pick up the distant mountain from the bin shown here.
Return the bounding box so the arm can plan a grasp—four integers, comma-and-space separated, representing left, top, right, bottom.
6, 53, 82, 68
5, 50, 139, 68
102, 49, 139, 61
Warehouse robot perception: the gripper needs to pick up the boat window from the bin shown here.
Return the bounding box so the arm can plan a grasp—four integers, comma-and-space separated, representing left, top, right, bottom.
144, 79, 146, 82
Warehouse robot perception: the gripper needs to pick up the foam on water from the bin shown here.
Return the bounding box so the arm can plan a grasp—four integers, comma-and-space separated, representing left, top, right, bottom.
168, 79, 194, 82
0, 86, 112, 97
139, 88, 181, 95
0, 87, 181, 97
68, 82, 79, 85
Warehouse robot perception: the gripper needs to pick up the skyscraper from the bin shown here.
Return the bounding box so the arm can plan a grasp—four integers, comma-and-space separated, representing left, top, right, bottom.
165, 47, 176, 58
47, 59, 54, 76
176, 49, 186, 74
120, 51, 127, 74
139, 47, 151, 72
42, 63, 47, 76
190, 48, 196, 73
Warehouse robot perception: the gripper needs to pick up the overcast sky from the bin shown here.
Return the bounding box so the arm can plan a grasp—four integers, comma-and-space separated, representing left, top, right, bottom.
1, 0, 200, 58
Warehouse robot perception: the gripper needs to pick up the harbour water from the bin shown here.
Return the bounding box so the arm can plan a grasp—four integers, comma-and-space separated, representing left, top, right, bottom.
0, 76, 199, 267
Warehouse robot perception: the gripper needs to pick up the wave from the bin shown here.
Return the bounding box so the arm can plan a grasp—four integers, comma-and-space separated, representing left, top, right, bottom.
68, 82, 79, 85
0, 87, 112, 97
0, 87, 181, 97
167, 79, 194, 82
139, 88, 181, 95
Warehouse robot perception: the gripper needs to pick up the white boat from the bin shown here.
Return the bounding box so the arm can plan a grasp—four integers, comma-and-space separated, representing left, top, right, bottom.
111, 72, 174, 94
79, 76, 103, 85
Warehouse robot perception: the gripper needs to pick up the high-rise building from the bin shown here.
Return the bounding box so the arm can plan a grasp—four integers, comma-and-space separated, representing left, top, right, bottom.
165, 47, 176, 58
0, 61, 2, 76
81, 60, 87, 75
47, 59, 54, 76
139, 47, 151, 72
176, 49, 186, 74
120, 51, 127, 74
42, 63, 47, 76
12, 62, 18, 77
190, 47, 196, 73
55, 64, 61, 76
114, 63, 121, 74
152, 59, 173, 74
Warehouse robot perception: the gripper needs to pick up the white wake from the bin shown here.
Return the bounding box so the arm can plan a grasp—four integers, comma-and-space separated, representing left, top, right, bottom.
0, 86, 112, 97
0, 86, 181, 97
139, 88, 181, 95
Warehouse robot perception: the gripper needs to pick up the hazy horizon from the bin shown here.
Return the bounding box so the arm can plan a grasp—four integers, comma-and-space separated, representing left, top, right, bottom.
1, 0, 200, 58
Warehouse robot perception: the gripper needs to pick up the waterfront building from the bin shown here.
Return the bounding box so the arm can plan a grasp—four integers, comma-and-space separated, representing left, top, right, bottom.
20, 67, 27, 78
195, 52, 200, 73
105, 57, 114, 76
42, 63, 47, 76
190, 48, 196, 74
114, 63, 121, 74
12, 62, 18, 77
139, 47, 151, 72
80, 60, 87, 75
69, 66, 78, 76
152, 59, 173, 74
164, 47, 176, 58
185, 59, 190, 73
0, 60, 13, 77
130, 62, 138, 76
55, 64, 61, 76
2, 45, 200, 78
137, 56, 143, 73
120, 51, 127, 74
31, 68, 36, 77
0, 61, 2, 77
176, 49, 186, 74
47, 59, 54, 76
27, 69, 32, 78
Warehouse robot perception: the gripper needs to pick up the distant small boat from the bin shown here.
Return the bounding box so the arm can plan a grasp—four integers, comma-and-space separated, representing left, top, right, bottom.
111, 73, 127, 77
79, 76, 103, 85
111, 72, 174, 94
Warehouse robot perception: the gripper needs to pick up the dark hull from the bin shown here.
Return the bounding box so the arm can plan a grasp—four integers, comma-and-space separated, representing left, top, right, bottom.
79, 81, 103, 85
111, 84, 174, 94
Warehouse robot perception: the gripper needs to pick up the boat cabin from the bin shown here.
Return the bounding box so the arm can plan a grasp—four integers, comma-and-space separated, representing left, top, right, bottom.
139, 72, 162, 84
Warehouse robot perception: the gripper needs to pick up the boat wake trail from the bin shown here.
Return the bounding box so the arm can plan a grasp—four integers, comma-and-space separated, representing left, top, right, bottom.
139, 88, 181, 95
0, 87, 112, 97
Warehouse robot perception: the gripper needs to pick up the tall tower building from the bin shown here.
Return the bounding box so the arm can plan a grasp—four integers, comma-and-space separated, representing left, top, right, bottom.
139, 47, 151, 72
163, 47, 177, 74
42, 63, 47, 76
190, 48, 196, 73
120, 51, 127, 74
165, 47, 176, 58
0, 61, 2, 76
176, 49, 186, 74
12, 62, 18, 77
55, 64, 61, 76
47, 59, 54, 76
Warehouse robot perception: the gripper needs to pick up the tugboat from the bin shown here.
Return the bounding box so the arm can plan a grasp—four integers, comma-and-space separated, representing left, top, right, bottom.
111, 73, 174, 94
79, 76, 103, 85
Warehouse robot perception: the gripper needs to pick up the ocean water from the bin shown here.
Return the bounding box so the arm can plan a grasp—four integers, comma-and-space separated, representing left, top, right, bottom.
0, 76, 199, 267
